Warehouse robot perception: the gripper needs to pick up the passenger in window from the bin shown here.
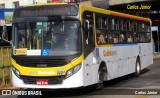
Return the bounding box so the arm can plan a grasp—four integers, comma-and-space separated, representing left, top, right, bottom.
120, 34, 125, 43
147, 33, 151, 42
127, 34, 133, 42
105, 34, 108, 43
140, 34, 145, 42
104, 19, 107, 25
142, 23, 145, 31
135, 35, 140, 42
146, 26, 151, 32
96, 30, 105, 44
133, 33, 138, 42
19, 34, 26, 48
113, 34, 118, 43
108, 34, 114, 43
114, 37, 118, 43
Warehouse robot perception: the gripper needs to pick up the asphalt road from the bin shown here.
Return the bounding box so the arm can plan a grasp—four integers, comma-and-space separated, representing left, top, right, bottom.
1, 58, 160, 98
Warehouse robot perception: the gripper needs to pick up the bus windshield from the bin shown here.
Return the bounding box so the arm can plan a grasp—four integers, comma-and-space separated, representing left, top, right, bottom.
13, 20, 81, 56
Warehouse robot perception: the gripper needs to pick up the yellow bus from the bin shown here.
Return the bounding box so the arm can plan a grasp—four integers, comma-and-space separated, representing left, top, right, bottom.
10, 2, 153, 89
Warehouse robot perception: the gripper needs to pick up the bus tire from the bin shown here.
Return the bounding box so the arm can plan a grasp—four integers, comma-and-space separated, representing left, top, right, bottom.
134, 59, 141, 77
95, 65, 107, 90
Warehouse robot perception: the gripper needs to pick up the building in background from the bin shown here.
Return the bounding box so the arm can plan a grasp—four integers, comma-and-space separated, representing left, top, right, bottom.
0, 0, 49, 26
0, 9, 13, 26
0, 0, 47, 8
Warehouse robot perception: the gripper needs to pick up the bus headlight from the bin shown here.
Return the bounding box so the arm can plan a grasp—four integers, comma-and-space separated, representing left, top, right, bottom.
66, 64, 81, 78
12, 67, 21, 78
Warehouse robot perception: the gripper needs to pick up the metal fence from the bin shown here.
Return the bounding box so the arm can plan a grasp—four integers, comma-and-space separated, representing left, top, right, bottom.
0, 46, 12, 87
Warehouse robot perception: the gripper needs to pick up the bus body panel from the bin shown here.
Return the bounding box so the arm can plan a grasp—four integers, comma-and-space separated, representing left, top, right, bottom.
83, 43, 152, 81
83, 49, 100, 86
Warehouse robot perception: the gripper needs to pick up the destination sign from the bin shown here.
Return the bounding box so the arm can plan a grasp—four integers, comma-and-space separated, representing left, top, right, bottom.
14, 5, 78, 18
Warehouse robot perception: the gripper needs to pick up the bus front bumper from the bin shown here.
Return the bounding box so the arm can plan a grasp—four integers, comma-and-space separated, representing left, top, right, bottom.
12, 68, 83, 89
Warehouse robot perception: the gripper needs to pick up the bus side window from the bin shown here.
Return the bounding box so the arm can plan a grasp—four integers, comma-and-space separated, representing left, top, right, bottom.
127, 21, 130, 31
102, 17, 108, 29
114, 19, 119, 30
146, 24, 151, 32
142, 23, 145, 32
123, 20, 127, 31
146, 33, 151, 42
97, 17, 102, 29
120, 20, 124, 31
111, 19, 115, 30
137, 22, 140, 32
130, 21, 134, 31
133, 22, 137, 31
140, 33, 145, 42
108, 18, 112, 30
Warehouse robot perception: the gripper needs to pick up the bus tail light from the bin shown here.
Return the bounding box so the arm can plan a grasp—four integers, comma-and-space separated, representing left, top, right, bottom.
66, 64, 81, 78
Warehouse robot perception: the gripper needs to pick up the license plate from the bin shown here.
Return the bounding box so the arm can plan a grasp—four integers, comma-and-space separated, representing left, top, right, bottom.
36, 80, 48, 85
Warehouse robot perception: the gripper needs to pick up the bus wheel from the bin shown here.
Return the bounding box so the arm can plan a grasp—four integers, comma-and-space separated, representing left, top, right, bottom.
96, 66, 106, 90
135, 59, 141, 77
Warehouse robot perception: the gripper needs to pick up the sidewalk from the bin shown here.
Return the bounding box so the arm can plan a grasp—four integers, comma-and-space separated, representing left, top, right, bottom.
153, 52, 160, 59
0, 85, 14, 89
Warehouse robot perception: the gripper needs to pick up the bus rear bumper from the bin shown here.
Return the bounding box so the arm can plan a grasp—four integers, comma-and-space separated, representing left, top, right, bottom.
12, 68, 84, 89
